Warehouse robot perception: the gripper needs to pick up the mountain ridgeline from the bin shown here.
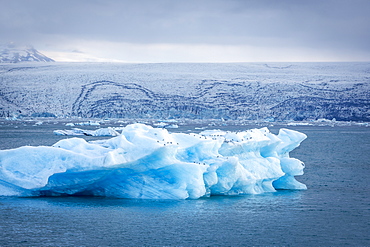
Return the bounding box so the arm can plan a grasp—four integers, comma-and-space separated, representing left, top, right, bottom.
0, 62, 369, 121
0, 43, 54, 63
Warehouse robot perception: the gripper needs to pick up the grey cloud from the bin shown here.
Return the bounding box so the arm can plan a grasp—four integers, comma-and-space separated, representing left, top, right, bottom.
1, 0, 369, 60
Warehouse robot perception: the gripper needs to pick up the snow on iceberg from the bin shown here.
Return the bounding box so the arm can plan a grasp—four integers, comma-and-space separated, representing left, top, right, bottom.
0, 124, 307, 199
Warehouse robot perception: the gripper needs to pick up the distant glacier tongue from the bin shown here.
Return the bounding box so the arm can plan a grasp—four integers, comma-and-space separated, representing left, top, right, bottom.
0, 124, 307, 199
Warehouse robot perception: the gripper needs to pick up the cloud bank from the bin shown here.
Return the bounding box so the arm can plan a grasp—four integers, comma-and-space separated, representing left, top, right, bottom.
1, 0, 369, 62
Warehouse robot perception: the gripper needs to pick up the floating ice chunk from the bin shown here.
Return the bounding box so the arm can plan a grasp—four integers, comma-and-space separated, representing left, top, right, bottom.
94, 127, 120, 136
0, 124, 307, 199
75, 121, 101, 126
54, 127, 120, 136
165, 124, 179, 129
153, 122, 167, 127
287, 122, 313, 126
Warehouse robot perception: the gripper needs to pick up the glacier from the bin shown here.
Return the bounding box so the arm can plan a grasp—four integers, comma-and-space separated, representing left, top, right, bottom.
1, 62, 369, 122
0, 123, 307, 199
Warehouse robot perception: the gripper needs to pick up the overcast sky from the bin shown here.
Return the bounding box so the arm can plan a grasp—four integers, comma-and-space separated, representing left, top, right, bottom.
1, 0, 370, 62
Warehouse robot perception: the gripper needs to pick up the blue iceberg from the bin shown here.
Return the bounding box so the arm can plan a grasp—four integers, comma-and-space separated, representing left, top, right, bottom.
0, 124, 307, 199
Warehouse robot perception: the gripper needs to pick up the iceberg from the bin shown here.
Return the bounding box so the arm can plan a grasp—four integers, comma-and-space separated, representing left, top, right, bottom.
0, 124, 307, 199
53, 127, 120, 136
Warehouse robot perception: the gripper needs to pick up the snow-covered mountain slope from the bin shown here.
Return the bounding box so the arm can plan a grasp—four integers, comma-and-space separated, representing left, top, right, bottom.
0, 62, 369, 121
0, 43, 54, 63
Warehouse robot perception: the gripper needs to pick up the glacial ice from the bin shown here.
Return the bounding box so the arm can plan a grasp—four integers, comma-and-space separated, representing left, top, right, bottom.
0, 124, 307, 199
54, 127, 120, 136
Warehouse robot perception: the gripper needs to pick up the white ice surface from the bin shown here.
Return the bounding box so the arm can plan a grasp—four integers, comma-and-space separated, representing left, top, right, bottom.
54, 127, 120, 136
1, 62, 369, 121
0, 124, 307, 199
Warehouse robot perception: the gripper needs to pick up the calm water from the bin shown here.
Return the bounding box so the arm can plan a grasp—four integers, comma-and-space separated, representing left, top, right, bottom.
0, 122, 369, 246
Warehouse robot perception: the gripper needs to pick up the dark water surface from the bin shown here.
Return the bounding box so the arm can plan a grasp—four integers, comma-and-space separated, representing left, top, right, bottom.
1, 122, 369, 246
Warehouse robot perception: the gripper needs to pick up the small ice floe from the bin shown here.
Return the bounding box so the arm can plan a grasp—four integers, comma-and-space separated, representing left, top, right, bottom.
54, 127, 120, 136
